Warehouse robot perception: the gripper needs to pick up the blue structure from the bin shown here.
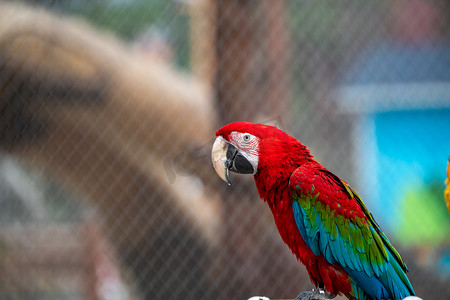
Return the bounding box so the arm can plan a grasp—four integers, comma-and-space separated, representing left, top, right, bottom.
338, 43, 450, 239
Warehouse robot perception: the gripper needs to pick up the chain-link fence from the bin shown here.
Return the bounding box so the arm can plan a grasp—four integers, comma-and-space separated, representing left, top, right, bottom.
1, 1, 450, 300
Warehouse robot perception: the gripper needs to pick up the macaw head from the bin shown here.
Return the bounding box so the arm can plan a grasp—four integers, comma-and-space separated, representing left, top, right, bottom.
212, 122, 311, 185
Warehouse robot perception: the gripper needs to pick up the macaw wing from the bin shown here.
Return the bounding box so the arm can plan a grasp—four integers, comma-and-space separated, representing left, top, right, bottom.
289, 165, 414, 299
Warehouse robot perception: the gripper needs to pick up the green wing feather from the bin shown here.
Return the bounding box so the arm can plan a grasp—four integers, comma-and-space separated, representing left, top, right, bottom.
290, 166, 414, 299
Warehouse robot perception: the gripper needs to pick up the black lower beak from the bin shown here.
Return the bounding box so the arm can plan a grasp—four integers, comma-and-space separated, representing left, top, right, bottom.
225, 143, 255, 174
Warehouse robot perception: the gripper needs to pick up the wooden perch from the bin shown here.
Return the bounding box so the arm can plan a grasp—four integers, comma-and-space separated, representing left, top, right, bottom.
0, 2, 221, 251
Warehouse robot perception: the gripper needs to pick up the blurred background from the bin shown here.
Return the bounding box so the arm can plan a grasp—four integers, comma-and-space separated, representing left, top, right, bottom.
0, 0, 449, 299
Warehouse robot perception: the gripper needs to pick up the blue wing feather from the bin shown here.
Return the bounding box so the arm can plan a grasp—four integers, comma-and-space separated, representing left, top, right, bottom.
290, 167, 415, 300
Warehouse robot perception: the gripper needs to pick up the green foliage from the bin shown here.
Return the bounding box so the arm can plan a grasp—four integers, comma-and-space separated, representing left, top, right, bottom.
21, 0, 191, 70
397, 180, 450, 246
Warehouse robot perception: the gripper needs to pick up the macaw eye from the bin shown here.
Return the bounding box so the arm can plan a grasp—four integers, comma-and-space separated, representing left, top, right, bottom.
242, 134, 251, 142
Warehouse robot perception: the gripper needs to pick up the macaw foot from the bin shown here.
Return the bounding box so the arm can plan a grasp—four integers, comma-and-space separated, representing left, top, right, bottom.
295, 288, 336, 300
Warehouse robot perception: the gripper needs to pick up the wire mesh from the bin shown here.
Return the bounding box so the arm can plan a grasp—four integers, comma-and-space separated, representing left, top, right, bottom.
0, 1, 449, 300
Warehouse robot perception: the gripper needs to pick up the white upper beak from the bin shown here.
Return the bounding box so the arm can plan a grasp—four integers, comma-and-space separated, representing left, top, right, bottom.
211, 136, 231, 185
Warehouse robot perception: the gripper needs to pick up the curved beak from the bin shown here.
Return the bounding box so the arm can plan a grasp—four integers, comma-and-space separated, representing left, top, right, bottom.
211, 136, 256, 185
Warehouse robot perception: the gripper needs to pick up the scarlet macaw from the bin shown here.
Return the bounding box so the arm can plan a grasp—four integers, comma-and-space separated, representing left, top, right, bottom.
212, 122, 415, 300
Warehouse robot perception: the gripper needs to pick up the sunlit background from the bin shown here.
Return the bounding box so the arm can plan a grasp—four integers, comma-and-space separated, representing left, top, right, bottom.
0, 0, 449, 299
